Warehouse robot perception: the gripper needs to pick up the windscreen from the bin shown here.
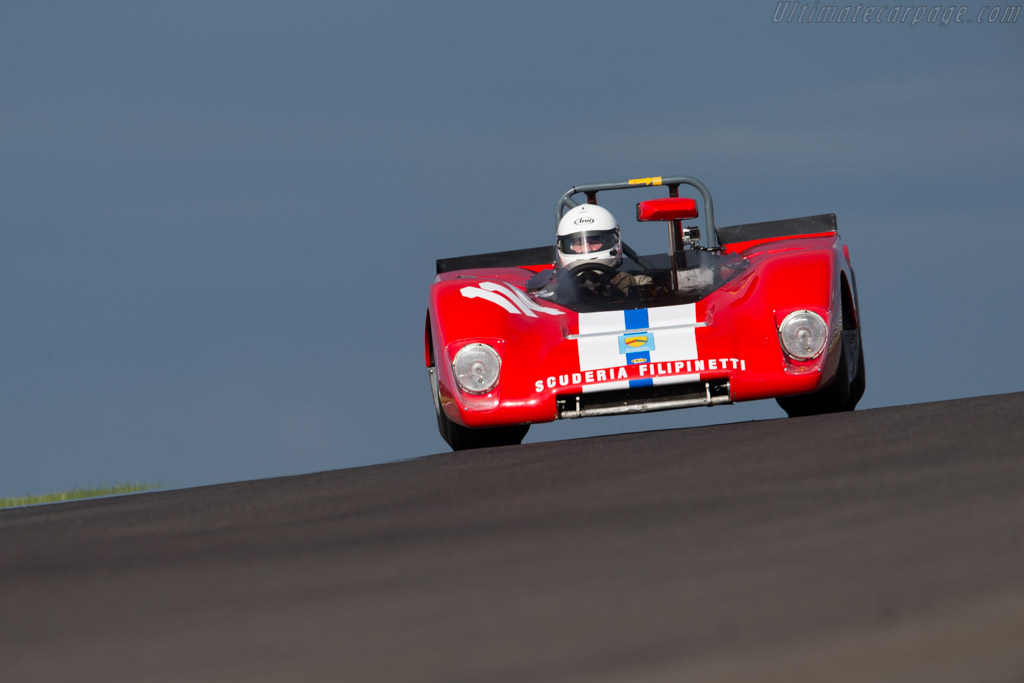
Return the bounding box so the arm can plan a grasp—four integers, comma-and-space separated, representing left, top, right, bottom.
528, 249, 748, 313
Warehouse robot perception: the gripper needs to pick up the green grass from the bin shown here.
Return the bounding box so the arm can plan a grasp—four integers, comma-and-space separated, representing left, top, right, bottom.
0, 482, 160, 509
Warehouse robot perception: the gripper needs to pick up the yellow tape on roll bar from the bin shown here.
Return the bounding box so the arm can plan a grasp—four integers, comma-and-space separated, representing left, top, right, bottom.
628, 176, 662, 186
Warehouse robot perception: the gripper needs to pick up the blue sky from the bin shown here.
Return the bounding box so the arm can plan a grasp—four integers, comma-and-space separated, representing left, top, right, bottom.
2, 1, 1021, 496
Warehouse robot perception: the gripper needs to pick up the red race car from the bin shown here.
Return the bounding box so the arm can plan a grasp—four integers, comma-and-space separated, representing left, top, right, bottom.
426, 175, 865, 450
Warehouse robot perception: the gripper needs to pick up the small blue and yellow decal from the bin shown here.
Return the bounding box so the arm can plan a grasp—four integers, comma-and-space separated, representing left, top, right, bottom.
618, 332, 655, 355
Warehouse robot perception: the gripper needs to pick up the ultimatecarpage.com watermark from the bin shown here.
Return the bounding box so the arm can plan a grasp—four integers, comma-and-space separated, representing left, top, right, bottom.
772, 2, 1021, 24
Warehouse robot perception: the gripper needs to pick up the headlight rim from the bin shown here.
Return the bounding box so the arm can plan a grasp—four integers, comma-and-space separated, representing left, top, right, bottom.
451, 342, 502, 395
778, 309, 829, 361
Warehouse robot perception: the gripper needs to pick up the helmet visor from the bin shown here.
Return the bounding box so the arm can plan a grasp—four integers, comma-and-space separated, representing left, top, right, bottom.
558, 229, 618, 255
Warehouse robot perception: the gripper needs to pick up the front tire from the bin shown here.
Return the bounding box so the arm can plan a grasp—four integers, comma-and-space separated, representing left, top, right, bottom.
429, 367, 529, 451
777, 323, 864, 418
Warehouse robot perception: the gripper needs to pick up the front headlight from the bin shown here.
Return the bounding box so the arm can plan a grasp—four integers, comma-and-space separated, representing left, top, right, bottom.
452, 343, 501, 394
779, 310, 828, 360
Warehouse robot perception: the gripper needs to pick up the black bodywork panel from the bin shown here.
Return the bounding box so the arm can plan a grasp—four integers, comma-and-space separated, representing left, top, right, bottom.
436, 246, 555, 274
716, 213, 836, 245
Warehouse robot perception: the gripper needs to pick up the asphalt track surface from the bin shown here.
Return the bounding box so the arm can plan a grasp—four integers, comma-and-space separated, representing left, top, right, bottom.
2, 393, 1023, 683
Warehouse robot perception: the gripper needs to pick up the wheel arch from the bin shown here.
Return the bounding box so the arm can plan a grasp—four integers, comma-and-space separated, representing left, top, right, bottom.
424, 311, 434, 367
839, 271, 859, 330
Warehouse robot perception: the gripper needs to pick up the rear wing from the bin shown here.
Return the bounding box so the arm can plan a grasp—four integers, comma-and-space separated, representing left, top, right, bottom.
715, 213, 837, 247
436, 245, 555, 275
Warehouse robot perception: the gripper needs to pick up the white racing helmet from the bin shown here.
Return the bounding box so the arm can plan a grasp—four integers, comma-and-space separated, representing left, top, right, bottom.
556, 204, 622, 271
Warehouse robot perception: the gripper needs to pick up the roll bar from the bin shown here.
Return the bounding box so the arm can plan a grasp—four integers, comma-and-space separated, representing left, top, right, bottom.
555, 175, 717, 249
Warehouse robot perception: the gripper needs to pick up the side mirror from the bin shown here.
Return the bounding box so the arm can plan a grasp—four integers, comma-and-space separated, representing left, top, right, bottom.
636, 197, 699, 222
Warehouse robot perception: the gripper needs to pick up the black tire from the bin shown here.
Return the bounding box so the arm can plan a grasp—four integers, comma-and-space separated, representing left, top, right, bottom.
777, 324, 864, 418
430, 368, 529, 451
437, 409, 530, 451
847, 336, 866, 409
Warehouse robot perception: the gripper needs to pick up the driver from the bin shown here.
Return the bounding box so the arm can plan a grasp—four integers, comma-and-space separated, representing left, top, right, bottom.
556, 204, 650, 293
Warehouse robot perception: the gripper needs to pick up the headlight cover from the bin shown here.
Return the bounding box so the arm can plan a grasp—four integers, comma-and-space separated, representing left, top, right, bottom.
452, 343, 501, 394
779, 310, 828, 360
